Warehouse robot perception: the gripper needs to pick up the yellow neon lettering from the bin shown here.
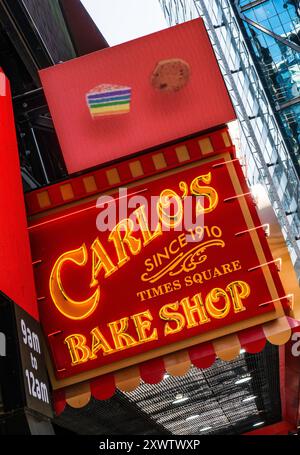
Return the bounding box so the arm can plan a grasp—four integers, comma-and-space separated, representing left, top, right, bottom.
108, 318, 138, 350
159, 302, 186, 336
64, 334, 91, 365
205, 287, 231, 319
158, 188, 183, 229
226, 280, 250, 313
133, 205, 162, 246
90, 238, 117, 287
190, 172, 219, 215
109, 218, 141, 267
90, 327, 115, 359
180, 294, 211, 327
131, 310, 158, 343
49, 244, 100, 320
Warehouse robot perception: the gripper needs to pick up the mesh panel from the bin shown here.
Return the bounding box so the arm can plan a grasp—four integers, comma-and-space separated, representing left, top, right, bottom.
55, 344, 281, 435
124, 344, 281, 435
54, 393, 169, 435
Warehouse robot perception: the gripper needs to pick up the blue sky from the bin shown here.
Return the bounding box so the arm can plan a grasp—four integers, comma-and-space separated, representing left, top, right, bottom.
81, 0, 168, 46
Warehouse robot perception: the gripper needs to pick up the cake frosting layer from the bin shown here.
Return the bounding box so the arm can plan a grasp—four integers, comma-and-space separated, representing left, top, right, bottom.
87, 89, 131, 100
87, 84, 131, 117
90, 104, 130, 113
89, 100, 130, 109
88, 95, 130, 104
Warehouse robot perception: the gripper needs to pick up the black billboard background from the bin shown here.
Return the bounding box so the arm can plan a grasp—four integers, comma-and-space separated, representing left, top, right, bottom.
0, 292, 53, 418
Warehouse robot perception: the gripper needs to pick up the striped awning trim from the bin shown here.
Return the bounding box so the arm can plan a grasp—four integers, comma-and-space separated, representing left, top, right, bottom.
53, 316, 300, 415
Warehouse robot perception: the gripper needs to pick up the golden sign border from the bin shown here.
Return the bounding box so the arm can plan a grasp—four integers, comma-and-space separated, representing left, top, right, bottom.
43, 152, 284, 390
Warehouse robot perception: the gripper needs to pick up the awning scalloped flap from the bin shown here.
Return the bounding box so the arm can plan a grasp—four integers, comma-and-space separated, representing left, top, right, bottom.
53, 316, 300, 415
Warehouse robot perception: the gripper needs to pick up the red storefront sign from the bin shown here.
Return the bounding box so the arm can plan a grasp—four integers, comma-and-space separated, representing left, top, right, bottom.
0, 70, 39, 320
29, 138, 287, 388
39, 18, 235, 174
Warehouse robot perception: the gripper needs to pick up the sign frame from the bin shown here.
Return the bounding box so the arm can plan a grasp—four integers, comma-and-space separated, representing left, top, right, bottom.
30, 150, 286, 390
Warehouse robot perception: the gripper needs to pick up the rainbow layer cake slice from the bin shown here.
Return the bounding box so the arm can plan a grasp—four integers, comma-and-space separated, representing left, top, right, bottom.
86, 84, 131, 118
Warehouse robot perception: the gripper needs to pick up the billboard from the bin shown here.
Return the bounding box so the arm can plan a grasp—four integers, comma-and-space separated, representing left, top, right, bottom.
0, 70, 39, 320
29, 137, 287, 389
39, 19, 235, 174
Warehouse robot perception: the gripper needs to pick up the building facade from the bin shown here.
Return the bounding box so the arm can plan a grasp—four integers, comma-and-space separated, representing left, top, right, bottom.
159, 0, 300, 278
234, 0, 300, 172
0, 0, 299, 436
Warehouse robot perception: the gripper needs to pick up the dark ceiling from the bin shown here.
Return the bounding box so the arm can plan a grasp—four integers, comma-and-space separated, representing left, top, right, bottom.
54, 344, 281, 435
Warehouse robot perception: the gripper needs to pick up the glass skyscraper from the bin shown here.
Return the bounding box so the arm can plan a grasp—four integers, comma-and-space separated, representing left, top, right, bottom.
159, 0, 300, 277
234, 1, 300, 173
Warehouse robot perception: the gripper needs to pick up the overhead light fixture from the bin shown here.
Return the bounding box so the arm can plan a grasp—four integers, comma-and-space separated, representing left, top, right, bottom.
253, 421, 264, 427
240, 349, 246, 354
173, 396, 189, 404
199, 426, 212, 432
173, 393, 189, 405
242, 396, 257, 402
186, 415, 200, 421
235, 376, 252, 384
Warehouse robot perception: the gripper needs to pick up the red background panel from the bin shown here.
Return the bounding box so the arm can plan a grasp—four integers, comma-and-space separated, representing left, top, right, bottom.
0, 71, 38, 319
29, 157, 285, 380
39, 19, 236, 174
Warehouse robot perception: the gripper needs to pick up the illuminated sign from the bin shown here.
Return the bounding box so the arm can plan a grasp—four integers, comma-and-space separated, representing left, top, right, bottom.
39, 19, 235, 174
29, 150, 286, 388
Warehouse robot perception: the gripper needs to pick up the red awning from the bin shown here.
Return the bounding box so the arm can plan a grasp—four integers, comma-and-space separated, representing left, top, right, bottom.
53, 316, 300, 415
